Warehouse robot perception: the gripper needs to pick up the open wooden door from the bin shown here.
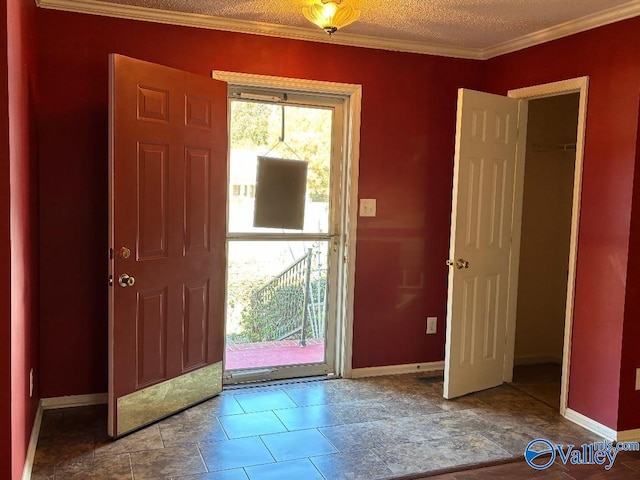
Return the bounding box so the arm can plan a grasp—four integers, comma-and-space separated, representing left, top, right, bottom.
444, 89, 520, 399
108, 54, 227, 437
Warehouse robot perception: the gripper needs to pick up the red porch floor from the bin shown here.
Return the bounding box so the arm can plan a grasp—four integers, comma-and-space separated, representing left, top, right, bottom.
225, 339, 325, 370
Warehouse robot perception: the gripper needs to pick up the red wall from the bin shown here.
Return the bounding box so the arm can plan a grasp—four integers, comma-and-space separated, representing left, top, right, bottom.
7, 0, 39, 477
1, 2, 13, 476
34, 9, 482, 396
3, 0, 39, 477
33, 7, 640, 434
483, 17, 640, 430
620, 97, 640, 431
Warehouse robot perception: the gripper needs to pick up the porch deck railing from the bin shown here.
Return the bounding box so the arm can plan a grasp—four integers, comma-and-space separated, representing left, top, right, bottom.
242, 247, 327, 346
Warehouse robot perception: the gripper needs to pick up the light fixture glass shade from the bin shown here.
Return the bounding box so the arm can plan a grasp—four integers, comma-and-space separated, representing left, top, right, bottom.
302, 1, 361, 35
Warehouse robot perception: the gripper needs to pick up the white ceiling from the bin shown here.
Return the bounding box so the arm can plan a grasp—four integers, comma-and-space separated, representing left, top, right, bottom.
37, 0, 640, 59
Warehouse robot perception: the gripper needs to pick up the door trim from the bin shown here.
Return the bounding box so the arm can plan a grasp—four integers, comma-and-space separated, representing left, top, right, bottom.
212, 70, 362, 379
505, 76, 589, 416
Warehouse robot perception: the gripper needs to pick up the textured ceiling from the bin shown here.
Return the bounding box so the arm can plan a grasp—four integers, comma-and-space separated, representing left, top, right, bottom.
40, 0, 640, 56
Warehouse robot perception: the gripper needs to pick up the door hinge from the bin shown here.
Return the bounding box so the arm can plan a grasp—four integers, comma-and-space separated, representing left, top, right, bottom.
109, 247, 114, 260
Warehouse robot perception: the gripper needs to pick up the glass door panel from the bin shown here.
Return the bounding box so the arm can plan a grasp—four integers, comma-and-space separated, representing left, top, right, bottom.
226, 241, 329, 371
228, 102, 332, 235
224, 95, 341, 383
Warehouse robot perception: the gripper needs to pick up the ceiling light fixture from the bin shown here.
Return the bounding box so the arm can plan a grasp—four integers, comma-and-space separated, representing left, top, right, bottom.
302, 0, 360, 36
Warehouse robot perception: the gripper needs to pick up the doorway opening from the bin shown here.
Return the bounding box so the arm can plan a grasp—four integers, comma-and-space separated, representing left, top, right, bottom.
506, 77, 589, 417
510, 93, 580, 410
219, 80, 358, 385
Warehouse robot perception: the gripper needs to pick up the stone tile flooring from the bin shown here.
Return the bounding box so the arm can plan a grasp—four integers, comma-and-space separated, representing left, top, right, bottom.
31, 370, 625, 479
510, 363, 562, 410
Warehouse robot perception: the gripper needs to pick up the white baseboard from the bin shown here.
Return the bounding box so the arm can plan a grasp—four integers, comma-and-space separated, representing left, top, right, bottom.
616, 428, 640, 443
22, 394, 107, 479
41, 393, 108, 409
350, 361, 445, 378
564, 409, 640, 442
21, 402, 43, 480
564, 408, 617, 441
514, 355, 562, 366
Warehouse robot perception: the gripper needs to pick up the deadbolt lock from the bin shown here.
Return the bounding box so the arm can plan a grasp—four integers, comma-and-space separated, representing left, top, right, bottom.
118, 247, 131, 259
118, 273, 135, 287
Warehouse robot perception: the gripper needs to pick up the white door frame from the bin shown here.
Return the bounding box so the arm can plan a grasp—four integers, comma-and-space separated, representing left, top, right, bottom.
504, 76, 589, 416
212, 70, 362, 379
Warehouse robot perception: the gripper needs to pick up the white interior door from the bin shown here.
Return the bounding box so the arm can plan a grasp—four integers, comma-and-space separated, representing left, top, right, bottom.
444, 88, 520, 399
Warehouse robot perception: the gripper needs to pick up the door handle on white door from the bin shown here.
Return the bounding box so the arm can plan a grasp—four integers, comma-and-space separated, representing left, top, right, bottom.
446, 259, 470, 269
456, 259, 470, 269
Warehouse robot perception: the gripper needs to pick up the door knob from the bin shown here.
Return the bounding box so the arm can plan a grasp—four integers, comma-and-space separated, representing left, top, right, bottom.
456, 259, 470, 269
118, 273, 135, 287
446, 259, 470, 269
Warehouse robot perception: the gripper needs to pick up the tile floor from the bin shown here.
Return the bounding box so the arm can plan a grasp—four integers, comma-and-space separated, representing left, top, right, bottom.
30, 368, 633, 480
510, 363, 562, 410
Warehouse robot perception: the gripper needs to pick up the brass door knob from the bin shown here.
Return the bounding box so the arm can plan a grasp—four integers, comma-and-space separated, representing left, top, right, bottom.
456, 259, 470, 269
446, 259, 470, 269
118, 273, 136, 287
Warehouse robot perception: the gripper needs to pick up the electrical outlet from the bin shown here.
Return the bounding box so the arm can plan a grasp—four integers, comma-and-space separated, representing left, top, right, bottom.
29, 368, 34, 398
636, 368, 640, 391
426, 317, 437, 334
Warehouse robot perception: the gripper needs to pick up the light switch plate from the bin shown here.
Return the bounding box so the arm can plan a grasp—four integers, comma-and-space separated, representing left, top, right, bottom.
426, 317, 437, 334
636, 368, 640, 390
360, 199, 376, 217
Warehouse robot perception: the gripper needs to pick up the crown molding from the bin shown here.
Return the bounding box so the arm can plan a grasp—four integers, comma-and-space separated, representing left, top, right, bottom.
481, 1, 640, 59
34, 0, 483, 59
36, 0, 640, 60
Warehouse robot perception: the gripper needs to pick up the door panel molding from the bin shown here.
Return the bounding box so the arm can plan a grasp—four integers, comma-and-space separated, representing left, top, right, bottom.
137, 143, 168, 260
182, 279, 209, 371
184, 147, 211, 255
135, 287, 168, 388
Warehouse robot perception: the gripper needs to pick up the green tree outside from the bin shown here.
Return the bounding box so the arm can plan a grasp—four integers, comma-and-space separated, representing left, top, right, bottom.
230, 101, 332, 201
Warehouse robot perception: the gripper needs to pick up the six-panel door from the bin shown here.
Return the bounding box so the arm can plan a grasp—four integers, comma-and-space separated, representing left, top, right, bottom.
444, 88, 520, 399
108, 54, 227, 437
